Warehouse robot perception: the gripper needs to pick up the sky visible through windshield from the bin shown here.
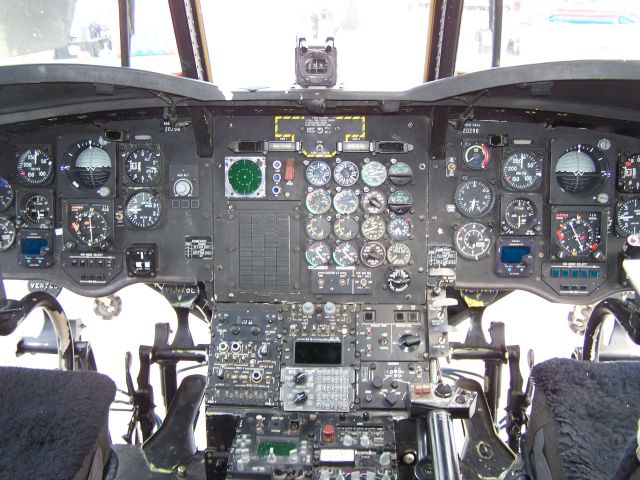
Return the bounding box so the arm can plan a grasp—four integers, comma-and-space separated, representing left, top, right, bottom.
1, 0, 640, 89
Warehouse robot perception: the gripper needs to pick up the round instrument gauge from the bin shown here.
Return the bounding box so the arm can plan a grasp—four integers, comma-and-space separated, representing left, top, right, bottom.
360, 241, 386, 268
463, 144, 490, 170
502, 152, 543, 191
616, 198, 640, 236
68, 207, 110, 247
334, 217, 358, 240
64, 141, 112, 190
387, 216, 413, 241
306, 189, 332, 215
0, 177, 14, 211
387, 243, 411, 266
555, 144, 607, 195
554, 217, 599, 256
333, 189, 359, 215
0, 216, 16, 251
228, 158, 262, 195
333, 161, 359, 187
454, 222, 493, 260
504, 198, 537, 231
333, 242, 358, 267
361, 215, 386, 240
361, 161, 387, 187
306, 216, 331, 240
17, 148, 54, 185
618, 154, 640, 193
306, 161, 332, 186
23, 194, 50, 224
387, 190, 413, 215
388, 162, 413, 186
361, 190, 386, 214
125, 148, 161, 185
305, 241, 331, 267
454, 178, 495, 218
124, 191, 162, 229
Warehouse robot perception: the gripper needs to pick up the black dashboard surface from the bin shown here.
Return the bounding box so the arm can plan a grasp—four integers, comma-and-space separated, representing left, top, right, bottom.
1, 62, 640, 304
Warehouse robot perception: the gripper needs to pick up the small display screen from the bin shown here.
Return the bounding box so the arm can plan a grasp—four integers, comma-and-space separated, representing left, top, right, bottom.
501, 245, 531, 264
376, 141, 405, 153
21, 237, 47, 256
294, 341, 342, 365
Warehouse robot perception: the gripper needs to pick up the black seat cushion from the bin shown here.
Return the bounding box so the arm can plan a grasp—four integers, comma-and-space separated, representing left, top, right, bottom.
525, 358, 640, 480
0, 367, 116, 480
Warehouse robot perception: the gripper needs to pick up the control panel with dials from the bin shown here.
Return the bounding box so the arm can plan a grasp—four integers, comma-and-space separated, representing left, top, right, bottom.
212, 115, 429, 304
427, 121, 638, 302
0, 120, 213, 294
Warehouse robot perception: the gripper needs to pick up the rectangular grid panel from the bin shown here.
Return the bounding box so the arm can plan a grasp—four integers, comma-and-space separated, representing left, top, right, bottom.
238, 213, 290, 292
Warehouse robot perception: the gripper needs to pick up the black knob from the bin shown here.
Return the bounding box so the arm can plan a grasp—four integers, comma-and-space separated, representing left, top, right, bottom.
371, 376, 384, 389
293, 371, 307, 385
294, 391, 308, 404
230, 325, 241, 335
250, 326, 262, 336
385, 392, 399, 406
399, 334, 421, 348
434, 383, 454, 398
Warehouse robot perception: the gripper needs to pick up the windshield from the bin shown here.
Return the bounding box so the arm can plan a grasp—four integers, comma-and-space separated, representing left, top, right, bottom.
1, 0, 640, 89
456, 0, 640, 75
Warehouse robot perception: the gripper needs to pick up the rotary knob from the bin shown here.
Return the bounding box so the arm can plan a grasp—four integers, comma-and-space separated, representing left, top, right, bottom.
173, 178, 193, 197
293, 371, 308, 385
294, 391, 308, 404
387, 269, 411, 293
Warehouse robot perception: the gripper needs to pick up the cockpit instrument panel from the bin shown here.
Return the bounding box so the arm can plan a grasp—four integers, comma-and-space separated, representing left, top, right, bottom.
212, 115, 428, 304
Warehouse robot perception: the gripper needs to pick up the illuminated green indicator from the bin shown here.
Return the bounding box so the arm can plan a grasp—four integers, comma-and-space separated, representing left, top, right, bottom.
256, 441, 297, 456
228, 159, 262, 195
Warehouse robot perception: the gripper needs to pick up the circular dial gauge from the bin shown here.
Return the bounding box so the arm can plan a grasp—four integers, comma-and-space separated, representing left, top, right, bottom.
69, 208, 109, 247
504, 198, 537, 230
64, 141, 112, 190
361, 161, 387, 187
0, 177, 14, 211
0, 216, 16, 251
306, 189, 332, 215
455, 222, 493, 260
361, 215, 386, 240
333, 242, 358, 267
502, 152, 543, 191
334, 217, 358, 240
454, 178, 495, 218
124, 191, 161, 229
333, 161, 359, 187
361, 190, 386, 214
333, 190, 359, 215
555, 217, 600, 256
306, 216, 331, 240
228, 158, 262, 195
305, 241, 331, 267
618, 154, 640, 193
306, 161, 331, 186
464, 144, 490, 170
17, 148, 54, 185
23, 194, 50, 224
388, 190, 413, 215
387, 216, 413, 241
387, 243, 411, 266
616, 198, 640, 236
360, 241, 386, 268
555, 144, 607, 195
388, 162, 413, 186
125, 148, 161, 185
